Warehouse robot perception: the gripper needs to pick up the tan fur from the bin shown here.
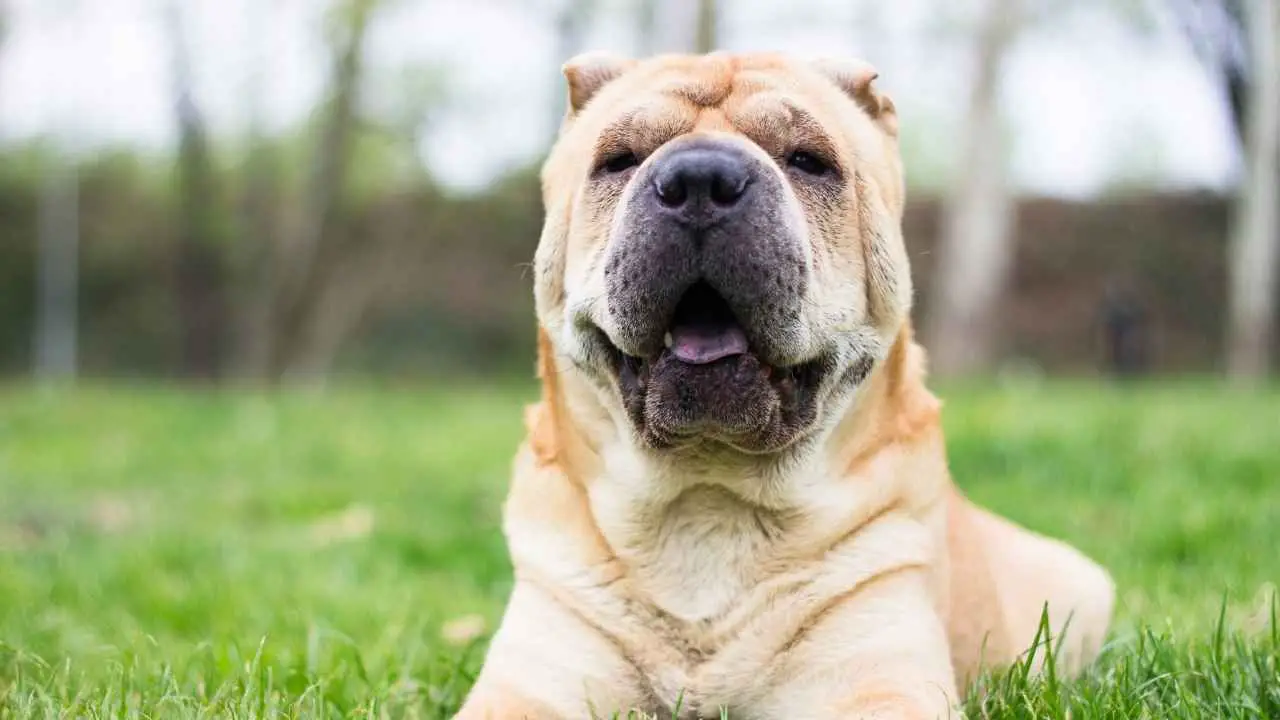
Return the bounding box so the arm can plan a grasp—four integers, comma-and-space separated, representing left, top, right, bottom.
458, 53, 1113, 720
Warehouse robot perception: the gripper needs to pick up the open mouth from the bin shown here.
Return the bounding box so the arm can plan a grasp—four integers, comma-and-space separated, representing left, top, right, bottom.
597, 281, 829, 450
664, 282, 751, 365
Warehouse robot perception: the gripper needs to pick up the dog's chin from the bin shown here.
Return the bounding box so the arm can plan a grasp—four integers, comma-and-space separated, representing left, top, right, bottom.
614, 347, 828, 454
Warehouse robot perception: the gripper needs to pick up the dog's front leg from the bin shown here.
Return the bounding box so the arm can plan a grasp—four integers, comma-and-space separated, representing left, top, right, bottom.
749, 569, 961, 720
456, 582, 653, 720
454, 680, 560, 720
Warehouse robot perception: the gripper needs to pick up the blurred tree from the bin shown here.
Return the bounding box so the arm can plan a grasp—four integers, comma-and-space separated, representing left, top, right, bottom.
645, 0, 716, 54
551, 0, 598, 138
231, 0, 284, 380
34, 151, 79, 382
276, 0, 380, 382
635, 0, 657, 56
924, 0, 1022, 377
277, 0, 456, 383
360, 64, 447, 190
33, 0, 80, 383
1172, 0, 1250, 137
1175, 0, 1279, 380
165, 0, 231, 380
285, 64, 450, 382
695, 0, 717, 54
1227, 0, 1279, 380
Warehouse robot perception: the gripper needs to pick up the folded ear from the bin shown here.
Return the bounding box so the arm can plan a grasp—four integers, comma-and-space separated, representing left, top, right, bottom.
563, 51, 637, 115
809, 57, 898, 137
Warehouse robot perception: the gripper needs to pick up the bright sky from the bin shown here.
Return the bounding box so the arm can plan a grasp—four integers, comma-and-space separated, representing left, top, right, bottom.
0, 0, 1242, 197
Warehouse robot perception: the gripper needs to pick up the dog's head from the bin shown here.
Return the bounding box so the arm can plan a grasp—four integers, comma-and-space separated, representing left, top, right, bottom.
535, 53, 911, 456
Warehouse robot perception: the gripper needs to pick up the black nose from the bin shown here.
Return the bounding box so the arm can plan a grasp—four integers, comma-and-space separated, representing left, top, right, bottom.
651, 144, 753, 226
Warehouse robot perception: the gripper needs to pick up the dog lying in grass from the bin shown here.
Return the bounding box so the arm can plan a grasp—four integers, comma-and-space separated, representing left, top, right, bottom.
457, 52, 1115, 719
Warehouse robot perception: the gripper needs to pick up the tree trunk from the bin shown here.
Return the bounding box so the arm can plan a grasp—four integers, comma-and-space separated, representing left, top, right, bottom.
1226, 0, 1280, 381
166, 1, 230, 381
635, 0, 657, 56
650, 0, 699, 54
924, 0, 1020, 378
34, 153, 79, 382
276, 0, 378, 382
230, 3, 281, 381
280, 218, 412, 384
695, 0, 717, 54
279, 258, 382, 385
644, 0, 715, 54
31, 2, 79, 383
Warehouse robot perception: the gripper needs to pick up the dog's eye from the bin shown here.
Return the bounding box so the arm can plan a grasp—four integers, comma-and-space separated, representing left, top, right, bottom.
787, 150, 832, 176
601, 152, 639, 174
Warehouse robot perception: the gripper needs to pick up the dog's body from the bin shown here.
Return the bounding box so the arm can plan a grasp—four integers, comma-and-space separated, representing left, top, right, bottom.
458, 53, 1113, 719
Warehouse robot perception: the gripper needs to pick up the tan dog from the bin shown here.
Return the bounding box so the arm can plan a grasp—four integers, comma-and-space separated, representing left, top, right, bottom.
457, 52, 1114, 720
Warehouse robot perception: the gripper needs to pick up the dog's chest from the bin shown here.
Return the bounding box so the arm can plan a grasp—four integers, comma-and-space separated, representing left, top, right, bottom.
602, 485, 792, 717
627, 485, 783, 624
580, 470, 934, 719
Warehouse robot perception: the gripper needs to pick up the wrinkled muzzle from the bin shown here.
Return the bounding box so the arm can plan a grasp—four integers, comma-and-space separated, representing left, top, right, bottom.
593, 134, 834, 452
605, 134, 809, 365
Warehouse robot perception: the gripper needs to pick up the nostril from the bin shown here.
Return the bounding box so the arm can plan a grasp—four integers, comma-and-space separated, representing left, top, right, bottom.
655, 174, 688, 208
710, 173, 749, 206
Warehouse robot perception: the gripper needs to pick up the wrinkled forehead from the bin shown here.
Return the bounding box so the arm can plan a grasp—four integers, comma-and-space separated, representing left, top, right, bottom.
582, 55, 855, 160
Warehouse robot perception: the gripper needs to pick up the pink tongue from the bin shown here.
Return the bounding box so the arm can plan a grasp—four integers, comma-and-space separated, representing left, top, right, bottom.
669, 323, 749, 365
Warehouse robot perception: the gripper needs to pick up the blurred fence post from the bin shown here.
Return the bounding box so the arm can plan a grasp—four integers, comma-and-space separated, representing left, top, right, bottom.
1226, 0, 1279, 381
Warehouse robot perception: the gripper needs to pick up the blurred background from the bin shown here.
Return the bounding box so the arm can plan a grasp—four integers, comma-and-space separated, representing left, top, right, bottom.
0, 5, 1277, 713
0, 0, 1275, 385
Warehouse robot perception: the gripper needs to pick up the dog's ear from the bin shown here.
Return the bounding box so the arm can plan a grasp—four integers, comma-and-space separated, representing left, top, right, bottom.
563, 52, 637, 115
809, 58, 898, 137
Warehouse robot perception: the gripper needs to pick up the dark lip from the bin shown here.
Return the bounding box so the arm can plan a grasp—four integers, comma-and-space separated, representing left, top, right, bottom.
589, 323, 829, 401
586, 319, 824, 379
577, 320, 854, 454
617, 346, 827, 389
579, 277, 834, 451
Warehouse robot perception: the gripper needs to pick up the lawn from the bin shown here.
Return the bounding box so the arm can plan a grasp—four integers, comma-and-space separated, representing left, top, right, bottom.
0, 380, 1276, 718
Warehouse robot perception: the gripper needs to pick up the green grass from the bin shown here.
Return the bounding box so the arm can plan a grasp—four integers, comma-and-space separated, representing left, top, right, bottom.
0, 380, 1276, 718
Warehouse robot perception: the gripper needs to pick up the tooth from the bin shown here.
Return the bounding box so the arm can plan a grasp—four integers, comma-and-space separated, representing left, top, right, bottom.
663, 332, 673, 349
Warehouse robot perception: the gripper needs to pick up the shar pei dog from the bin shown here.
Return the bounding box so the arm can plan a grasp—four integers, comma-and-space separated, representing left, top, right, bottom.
457, 52, 1114, 720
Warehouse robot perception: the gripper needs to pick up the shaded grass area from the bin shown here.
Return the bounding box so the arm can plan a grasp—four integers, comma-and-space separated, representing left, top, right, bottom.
0, 381, 1276, 718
